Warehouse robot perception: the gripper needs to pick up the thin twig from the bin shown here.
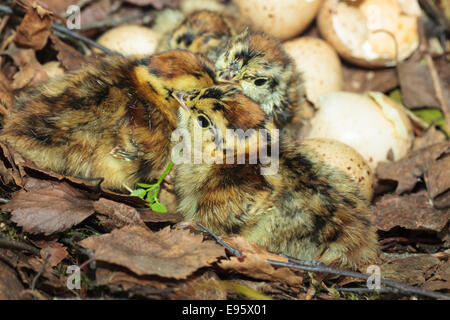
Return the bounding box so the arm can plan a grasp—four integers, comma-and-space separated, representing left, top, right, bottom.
267, 259, 450, 300
0, 235, 40, 255
31, 252, 51, 291
196, 222, 242, 257
52, 23, 118, 55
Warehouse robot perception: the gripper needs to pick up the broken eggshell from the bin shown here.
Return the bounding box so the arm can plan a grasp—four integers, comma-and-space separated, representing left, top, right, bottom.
306, 91, 414, 170
284, 36, 343, 106
96, 25, 161, 57
317, 0, 420, 67
302, 138, 374, 202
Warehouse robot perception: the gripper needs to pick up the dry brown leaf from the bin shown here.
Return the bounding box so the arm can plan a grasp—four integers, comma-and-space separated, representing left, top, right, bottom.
49, 34, 88, 71
371, 190, 450, 232
14, 7, 53, 50
342, 63, 398, 93
379, 254, 442, 286
94, 198, 146, 231
138, 208, 183, 223
95, 265, 170, 293
218, 235, 304, 286
413, 126, 447, 151
123, 0, 178, 9
423, 260, 450, 292
79, 0, 113, 26
6, 46, 48, 89
376, 141, 450, 201
1, 178, 95, 235
39, 0, 79, 15
33, 240, 69, 267
79, 225, 225, 279
398, 59, 441, 109
0, 260, 25, 299
16, 255, 64, 289
0, 142, 25, 187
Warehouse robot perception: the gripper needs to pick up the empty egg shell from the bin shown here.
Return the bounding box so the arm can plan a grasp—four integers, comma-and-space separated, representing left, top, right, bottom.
306, 91, 413, 170
317, 0, 420, 67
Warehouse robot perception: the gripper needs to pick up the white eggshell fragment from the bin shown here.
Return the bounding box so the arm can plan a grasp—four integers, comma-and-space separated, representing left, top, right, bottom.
97, 25, 160, 57
306, 91, 413, 170
233, 0, 323, 40
302, 138, 374, 202
284, 37, 342, 106
317, 0, 419, 67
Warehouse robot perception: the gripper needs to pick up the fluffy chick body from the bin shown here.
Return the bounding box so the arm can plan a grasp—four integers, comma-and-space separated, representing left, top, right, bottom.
173, 85, 378, 269
1, 50, 215, 191
215, 31, 306, 131
158, 10, 234, 61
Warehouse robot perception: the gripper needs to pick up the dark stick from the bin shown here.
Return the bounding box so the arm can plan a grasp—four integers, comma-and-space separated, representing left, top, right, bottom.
267, 259, 450, 300
0, 235, 40, 255
52, 23, 119, 55
31, 252, 50, 291
196, 222, 242, 257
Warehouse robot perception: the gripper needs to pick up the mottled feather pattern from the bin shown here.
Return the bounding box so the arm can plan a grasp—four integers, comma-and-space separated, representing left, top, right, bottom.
174, 85, 378, 269
1, 50, 215, 191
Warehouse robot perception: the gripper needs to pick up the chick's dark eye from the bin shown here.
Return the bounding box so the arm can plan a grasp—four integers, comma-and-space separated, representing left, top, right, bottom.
197, 115, 211, 128
254, 78, 267, 86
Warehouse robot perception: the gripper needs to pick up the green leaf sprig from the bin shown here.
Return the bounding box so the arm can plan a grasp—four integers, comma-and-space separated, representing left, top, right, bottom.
130, 160, 174, 213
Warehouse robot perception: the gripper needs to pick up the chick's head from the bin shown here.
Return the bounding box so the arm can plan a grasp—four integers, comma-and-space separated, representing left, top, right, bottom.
173, 85, 275, 163
132, 49, 215, 125
215, 32, 297, 122
168, 10, 232, 56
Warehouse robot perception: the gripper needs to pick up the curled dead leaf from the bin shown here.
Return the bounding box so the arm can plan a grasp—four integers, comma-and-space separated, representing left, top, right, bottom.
93, 198, 146, 231
33, 240, 69, 267
371, 190, 450, 232
79, 225, 225, 279
5, 46, 48, 89
14, 7, 53, 50
218, 235, 305, 287
376, 142, 450, 208
1, 178, 96, 235
50, 34, 88, 71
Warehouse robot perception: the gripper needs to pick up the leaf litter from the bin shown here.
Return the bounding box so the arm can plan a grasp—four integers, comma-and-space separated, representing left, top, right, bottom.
0, 0, 448, 300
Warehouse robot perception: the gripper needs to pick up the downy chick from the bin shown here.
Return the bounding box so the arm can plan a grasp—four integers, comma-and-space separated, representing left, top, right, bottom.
215, 31, 306, 131
173, 85, 378, 269
158, 10, 234, 61
1, 50, 215, 191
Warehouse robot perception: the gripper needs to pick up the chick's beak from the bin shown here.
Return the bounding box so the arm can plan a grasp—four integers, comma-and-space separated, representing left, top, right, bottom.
172, 91, 191, 115
217, 69, 239, 85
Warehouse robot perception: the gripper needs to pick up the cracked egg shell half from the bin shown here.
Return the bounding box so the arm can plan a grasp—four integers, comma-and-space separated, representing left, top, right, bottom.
306, 91, 413, 170
302, 138, 374, 202
317, 0, 420, 67
96, 25, 160, 57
